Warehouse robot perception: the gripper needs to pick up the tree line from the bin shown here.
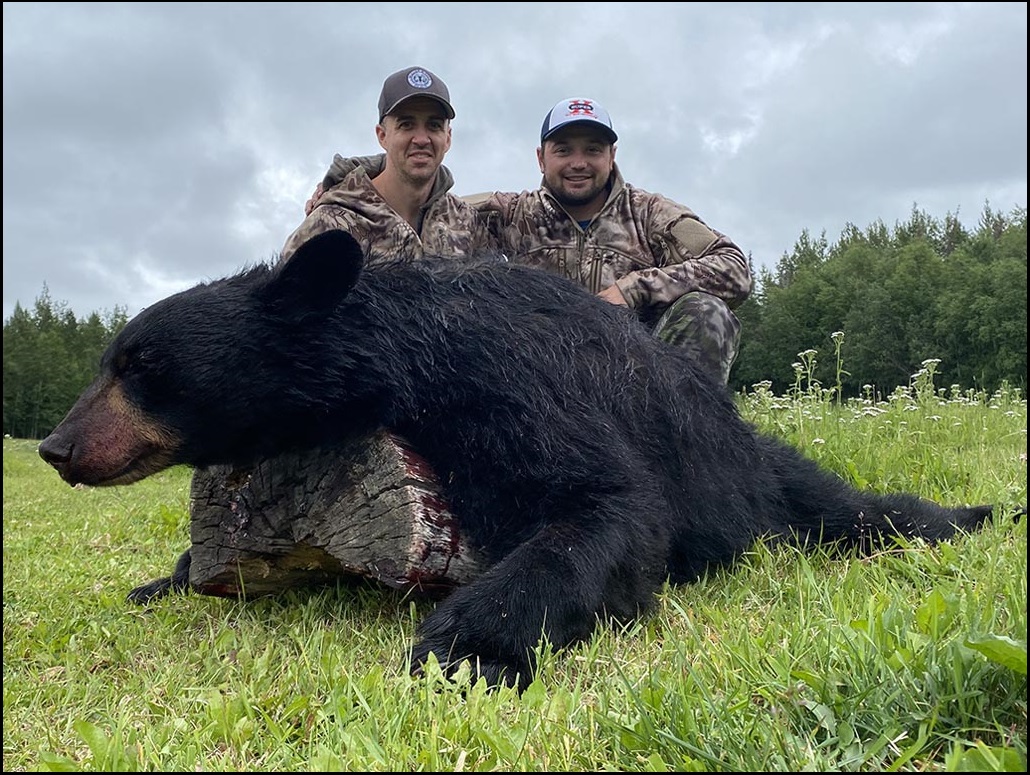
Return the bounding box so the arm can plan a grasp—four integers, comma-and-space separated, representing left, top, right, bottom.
3, 290, 128, 440
3, 204, 1026, 440
733, 203, 1026, 398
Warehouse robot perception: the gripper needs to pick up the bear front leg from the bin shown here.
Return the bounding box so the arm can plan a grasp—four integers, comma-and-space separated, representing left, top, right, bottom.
410, 499, 669, 690
127, 548, 192, 604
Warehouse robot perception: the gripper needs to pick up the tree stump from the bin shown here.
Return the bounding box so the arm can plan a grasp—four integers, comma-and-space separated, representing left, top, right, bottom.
186, 429, 487, 599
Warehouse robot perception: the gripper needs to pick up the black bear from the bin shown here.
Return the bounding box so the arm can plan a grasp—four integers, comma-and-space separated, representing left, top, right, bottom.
39, 229, 996, 690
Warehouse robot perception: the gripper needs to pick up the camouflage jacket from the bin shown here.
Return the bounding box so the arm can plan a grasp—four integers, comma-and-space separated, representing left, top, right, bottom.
280, 154, 490, 263
466, 164, 753, 318
313, 156, 752, 319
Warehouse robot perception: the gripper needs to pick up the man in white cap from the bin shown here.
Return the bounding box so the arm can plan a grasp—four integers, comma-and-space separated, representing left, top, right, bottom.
281, 66, 487, 263
469, 97, 752, 385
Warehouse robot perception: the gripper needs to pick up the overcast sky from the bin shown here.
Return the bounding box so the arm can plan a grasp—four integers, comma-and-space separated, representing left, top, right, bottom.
3, 2, 1026, 321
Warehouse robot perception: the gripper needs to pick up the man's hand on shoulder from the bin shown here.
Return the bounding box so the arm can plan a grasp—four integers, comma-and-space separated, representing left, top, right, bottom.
304, 182, 325, 216
597, 284, 628, 306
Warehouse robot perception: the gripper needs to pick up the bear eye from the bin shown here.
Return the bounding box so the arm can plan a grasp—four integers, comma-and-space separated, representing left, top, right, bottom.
114, 345, 161, 379
133, 347, 161, 372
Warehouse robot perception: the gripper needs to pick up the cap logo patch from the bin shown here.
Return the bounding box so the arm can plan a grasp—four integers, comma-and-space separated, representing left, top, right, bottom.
564, 100, 597, 118
407, 69, 433, 90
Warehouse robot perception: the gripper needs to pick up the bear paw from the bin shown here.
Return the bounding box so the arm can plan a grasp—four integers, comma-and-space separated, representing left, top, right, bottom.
126, 575, 186, 604
409, 638, 531, 692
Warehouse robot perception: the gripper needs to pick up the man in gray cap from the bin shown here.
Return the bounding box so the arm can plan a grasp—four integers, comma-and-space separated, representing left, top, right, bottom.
144, 70, 491, 609
281, 65, 487, 263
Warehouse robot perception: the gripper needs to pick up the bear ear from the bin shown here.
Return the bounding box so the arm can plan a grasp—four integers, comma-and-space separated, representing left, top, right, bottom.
268, 230, 365, 314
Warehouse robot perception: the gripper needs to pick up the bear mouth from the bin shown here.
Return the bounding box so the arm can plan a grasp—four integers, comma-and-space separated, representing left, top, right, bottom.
59, 447, 178, 488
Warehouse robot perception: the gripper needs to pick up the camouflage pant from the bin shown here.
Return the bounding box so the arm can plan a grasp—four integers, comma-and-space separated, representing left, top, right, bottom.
649, 292, 741, 385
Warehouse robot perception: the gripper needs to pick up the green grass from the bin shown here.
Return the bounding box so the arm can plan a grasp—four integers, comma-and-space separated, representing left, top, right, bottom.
3, 378, 1026, 772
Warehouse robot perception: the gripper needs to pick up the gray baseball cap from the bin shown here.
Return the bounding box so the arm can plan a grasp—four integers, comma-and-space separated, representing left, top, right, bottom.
540, 97, 617, 144
378, 66, 455, 122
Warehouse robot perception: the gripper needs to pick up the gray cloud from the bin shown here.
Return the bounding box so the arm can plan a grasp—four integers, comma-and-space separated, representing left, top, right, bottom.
3, 2, 1025, 319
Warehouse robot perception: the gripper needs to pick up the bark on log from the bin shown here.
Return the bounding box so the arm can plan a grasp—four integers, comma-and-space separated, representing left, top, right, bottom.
186, 429, 487, 599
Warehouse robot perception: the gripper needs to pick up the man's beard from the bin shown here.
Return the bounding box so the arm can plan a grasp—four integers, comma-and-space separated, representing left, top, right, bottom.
551, 182, 606, 208
400, 166, 437, 188
546, 172, 611, 209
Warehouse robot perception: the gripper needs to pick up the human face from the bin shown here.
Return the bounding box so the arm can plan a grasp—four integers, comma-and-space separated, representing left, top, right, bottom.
538, 126, 616, 216
377, 96, 452, 186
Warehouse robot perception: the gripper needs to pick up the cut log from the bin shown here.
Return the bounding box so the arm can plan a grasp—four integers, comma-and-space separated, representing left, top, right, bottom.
186, 429, 487, 599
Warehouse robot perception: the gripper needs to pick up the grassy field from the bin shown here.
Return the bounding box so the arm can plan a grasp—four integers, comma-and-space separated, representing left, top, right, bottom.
3, 375, 1027, 772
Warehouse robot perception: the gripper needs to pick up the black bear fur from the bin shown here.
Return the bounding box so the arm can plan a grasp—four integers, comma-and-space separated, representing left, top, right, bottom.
39, 230, 997, 690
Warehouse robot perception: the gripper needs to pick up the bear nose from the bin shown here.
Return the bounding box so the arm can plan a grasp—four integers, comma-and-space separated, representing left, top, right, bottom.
38, 435, 71, 470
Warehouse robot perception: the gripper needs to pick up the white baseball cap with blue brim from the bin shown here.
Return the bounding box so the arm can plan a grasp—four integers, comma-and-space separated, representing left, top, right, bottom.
540, 98, 618, 144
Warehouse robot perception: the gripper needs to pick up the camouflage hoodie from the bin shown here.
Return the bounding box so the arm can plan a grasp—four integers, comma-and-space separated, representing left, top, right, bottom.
466, 164, 752, 319
279, 154, 490, 263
